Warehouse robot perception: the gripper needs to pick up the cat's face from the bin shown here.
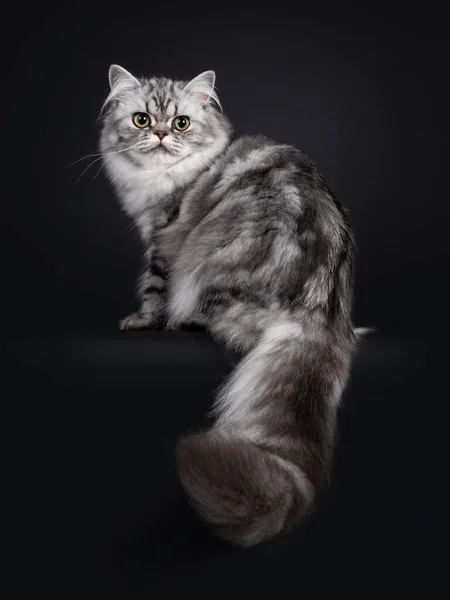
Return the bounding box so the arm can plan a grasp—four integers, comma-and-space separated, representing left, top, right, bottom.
100, 65, 230, 172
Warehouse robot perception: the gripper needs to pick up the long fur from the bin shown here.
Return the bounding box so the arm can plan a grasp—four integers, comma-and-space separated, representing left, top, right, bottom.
99, 66, 361, 546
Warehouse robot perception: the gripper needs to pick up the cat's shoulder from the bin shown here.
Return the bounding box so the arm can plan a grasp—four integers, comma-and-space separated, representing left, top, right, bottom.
223, 134, 312, 172
225, 134, 277, 158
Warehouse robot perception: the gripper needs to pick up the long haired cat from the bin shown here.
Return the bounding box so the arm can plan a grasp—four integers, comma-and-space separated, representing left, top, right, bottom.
99, 65, 360, 546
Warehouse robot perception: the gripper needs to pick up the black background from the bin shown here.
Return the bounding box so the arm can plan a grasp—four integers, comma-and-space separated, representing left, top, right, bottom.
2, 1, 449, 596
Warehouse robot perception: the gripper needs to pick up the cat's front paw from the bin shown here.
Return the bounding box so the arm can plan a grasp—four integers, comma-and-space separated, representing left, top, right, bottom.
119, 313, 157, 330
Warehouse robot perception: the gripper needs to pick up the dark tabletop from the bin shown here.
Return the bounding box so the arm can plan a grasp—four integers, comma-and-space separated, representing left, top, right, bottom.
2, 330, 448, 597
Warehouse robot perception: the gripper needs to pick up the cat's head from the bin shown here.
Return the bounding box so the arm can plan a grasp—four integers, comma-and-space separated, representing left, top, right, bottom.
99, 65, 231, 174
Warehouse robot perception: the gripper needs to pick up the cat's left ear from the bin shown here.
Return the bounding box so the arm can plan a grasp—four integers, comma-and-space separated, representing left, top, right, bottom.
183, 71, 221, 109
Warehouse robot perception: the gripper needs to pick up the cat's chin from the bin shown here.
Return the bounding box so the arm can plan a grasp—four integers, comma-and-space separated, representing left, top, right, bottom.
139, 144, 171, 155
150, 144, 180, 158
140, 148, 187, 171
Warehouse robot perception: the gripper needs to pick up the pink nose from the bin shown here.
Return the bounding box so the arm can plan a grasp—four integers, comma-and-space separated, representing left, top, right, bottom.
154, 130, 167, 140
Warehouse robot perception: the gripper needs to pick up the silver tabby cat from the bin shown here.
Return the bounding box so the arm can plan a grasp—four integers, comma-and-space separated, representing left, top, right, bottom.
100, 65, 360, 546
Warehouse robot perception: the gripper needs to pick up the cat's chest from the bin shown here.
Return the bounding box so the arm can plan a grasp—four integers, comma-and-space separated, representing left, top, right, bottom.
120, 173, 176, 216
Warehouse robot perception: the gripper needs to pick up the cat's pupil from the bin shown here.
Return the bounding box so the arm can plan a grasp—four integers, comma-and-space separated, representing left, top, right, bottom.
138, 114, 147, 124
177, 118, 186, 128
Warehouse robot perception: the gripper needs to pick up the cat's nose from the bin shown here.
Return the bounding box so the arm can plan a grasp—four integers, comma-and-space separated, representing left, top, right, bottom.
154, 130, 168, 140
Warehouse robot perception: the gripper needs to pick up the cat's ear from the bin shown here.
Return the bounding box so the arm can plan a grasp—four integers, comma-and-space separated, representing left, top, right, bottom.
100, 65, 140, 114
183, 70, 221, 110
108, 64, 139, 90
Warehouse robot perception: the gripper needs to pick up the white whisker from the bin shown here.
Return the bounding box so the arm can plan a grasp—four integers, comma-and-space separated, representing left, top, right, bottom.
92, 163, 105, 180
66, 152, 103, 168
72, 142, 141, 186
72, 156, 105, 186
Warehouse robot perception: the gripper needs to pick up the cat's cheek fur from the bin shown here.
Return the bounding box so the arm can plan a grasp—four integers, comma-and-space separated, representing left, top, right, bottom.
99, 68, 359, 546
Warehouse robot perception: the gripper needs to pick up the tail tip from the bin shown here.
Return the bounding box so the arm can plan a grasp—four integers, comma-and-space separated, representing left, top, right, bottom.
176, 431, 313, 546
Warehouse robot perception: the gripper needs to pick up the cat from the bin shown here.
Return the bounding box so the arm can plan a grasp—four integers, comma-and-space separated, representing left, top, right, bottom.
99, 65, 361, 546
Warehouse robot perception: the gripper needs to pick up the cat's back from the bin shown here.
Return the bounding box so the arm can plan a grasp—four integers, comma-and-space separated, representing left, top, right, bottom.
217, 133, 336, 209
167, 133, 351, 277
169, 133, 353, 322
196, 132, 346, 236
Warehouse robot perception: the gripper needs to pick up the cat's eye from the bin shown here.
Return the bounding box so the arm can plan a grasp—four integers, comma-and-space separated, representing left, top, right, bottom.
133, 113, 150, 128
173, 116, 190, 131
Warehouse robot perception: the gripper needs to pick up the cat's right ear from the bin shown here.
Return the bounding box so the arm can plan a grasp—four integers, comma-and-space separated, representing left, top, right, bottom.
100, 65, 140, 115
108, 65, 139, 90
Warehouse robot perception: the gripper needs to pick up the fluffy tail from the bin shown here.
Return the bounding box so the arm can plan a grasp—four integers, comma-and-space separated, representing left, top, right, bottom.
176, 321, 353, 546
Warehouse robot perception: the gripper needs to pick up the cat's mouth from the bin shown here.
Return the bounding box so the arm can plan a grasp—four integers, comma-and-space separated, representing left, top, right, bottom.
139, 143, 173, 156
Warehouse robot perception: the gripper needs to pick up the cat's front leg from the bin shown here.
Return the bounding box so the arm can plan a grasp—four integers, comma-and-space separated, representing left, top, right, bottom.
119, 248, 167, 330
165, 312, 208, 331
